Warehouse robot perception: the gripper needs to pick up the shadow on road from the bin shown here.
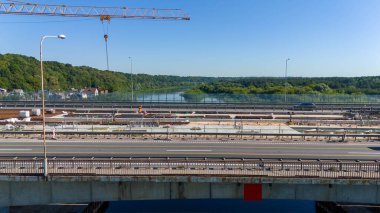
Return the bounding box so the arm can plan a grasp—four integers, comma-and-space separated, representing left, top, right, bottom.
368, 147, 380, 151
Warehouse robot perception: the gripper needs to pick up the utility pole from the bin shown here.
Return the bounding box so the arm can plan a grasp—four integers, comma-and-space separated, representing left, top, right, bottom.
285, 58, 290, 104
129, 57, 133, 102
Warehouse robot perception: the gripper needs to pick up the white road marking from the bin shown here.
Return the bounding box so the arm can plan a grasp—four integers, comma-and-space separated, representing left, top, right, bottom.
166, 150, 213, 152
0, 149, 33, 151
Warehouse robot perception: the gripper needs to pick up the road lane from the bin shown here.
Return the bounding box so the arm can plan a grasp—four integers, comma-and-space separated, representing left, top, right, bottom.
166, 150, 213, 152
0, 139, 378, 160
0, 149, 33, 151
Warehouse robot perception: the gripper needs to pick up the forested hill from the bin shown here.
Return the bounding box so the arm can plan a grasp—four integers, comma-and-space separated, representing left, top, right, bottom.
2, 53, 379, 95
0, 54, 217, 92
185, 77, 380, 95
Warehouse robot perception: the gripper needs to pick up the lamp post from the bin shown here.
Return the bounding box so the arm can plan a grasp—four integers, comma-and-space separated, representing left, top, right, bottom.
40, 34, 66, 177
285, 58, 290, 104
129, 56, 133, 102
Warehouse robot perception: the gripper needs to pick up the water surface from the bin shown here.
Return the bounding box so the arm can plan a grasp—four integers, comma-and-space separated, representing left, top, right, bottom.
105, 199, 315, 213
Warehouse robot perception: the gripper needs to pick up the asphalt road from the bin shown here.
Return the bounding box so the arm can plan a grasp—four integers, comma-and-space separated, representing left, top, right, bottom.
0, 139, 379, 160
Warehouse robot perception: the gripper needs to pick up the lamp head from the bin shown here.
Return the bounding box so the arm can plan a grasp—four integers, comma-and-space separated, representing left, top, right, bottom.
57, 34, 66, 39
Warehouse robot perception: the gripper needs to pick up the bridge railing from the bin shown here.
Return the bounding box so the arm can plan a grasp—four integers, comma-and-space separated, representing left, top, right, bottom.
0, 158, 380, 179
0, 131, 379, 142
1, 99, 380, 110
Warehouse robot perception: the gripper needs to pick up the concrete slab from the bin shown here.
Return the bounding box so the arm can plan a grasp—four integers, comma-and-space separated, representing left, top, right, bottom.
117, 182, 132, 200
0, 176, 377, 206
10, 181, 51, 206
337, 184, 376, 204
130, 182, 170, 200
91, 182, 121, 202
177, 183, 210, 199
0, 182, 10, 206
210, 183, 243, 199
263, 183, 296, 200
295, 184, 336, 202
51, 182, 91, 203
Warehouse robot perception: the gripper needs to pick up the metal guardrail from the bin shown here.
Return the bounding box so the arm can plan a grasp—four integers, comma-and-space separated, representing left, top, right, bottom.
1, 158, 380, 179
1, 100, 380, 111
2, 100, 380, 105
1, 131, 379, 141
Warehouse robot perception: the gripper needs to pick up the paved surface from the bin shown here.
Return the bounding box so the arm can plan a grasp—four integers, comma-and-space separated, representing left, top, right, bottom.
0, 138, 379, 160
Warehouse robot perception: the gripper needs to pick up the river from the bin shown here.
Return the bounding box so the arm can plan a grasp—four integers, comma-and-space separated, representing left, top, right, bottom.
105, 199, 315, 213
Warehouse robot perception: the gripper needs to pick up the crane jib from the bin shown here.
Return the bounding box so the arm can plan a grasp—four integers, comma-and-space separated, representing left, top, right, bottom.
0, 2, 191, 20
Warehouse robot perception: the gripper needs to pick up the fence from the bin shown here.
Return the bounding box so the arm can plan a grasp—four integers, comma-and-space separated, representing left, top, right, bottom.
1, 158, 380, 179
3, 92, 380, 104
0, 131, 379, 142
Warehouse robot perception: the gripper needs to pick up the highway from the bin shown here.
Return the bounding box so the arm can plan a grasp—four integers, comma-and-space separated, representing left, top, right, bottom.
1, 139, 380, 160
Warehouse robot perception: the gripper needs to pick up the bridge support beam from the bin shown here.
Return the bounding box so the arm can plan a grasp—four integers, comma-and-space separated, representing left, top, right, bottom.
0, 176, 379, 206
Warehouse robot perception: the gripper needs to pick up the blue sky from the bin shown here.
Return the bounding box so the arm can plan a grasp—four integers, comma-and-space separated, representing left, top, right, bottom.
1, 0, 380, 77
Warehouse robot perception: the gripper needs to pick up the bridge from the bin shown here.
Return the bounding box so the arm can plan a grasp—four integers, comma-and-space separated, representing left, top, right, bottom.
0, 137, 377, 206
0, 157, 379, 206
0, 101, 378, 207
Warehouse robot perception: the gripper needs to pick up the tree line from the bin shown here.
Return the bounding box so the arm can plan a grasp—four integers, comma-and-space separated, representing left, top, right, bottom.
0, 54, 215, 92
184, 77, 380, 95
2, 53, 379, 95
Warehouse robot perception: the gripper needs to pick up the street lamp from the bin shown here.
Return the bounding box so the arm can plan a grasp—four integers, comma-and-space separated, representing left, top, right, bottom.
285, 58, 290, 104
40, 34, 66, 177
129, 56, 133, 102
